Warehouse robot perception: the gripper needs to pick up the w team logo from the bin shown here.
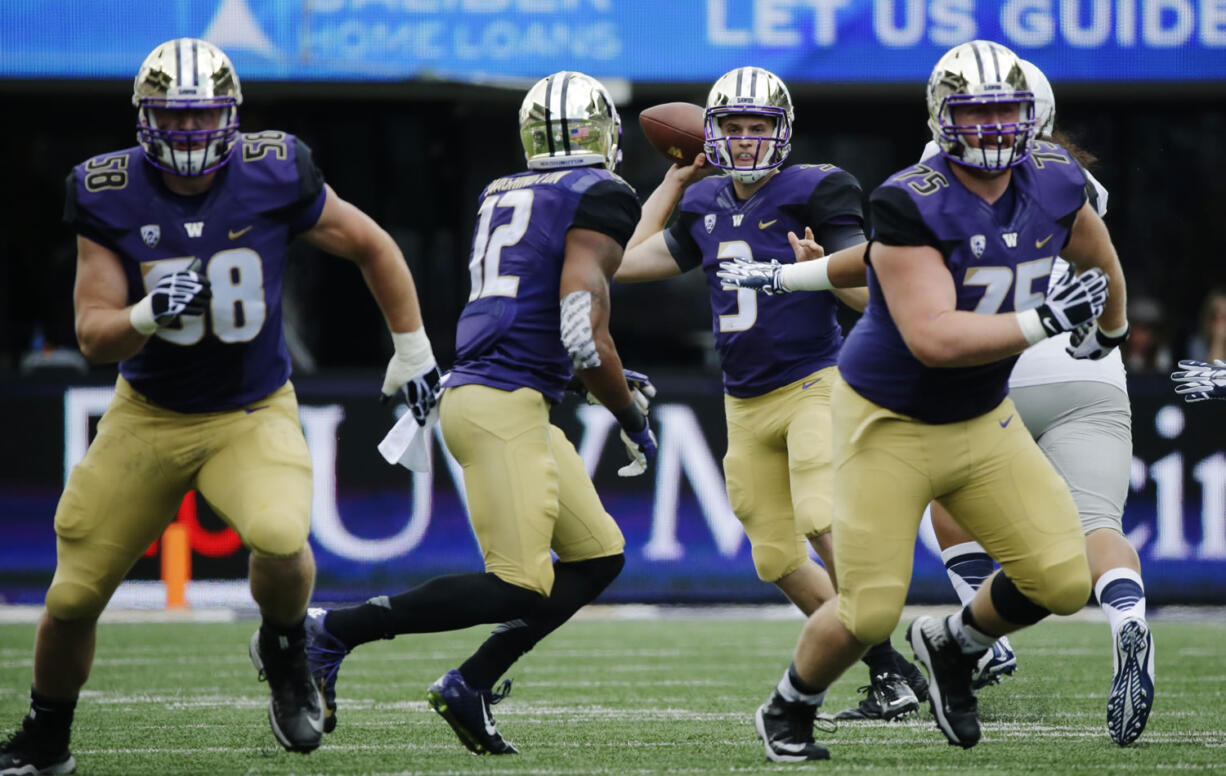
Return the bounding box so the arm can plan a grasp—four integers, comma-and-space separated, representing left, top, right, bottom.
704, 214, 717, 233
140, 224, 161, 248
969, 234, 986, 259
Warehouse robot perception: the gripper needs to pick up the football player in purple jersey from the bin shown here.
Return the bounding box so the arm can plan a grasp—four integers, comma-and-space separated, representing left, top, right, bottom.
925, 60, 1153, 746
0, 39, 441, 772
302, 71, 654, 755
618, 66, 929, 725
739, 41, 1129, 762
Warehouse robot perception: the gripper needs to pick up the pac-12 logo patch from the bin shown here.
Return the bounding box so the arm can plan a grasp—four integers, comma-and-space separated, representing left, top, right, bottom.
140, 224, 160, 248
969, 234, 985, 259
704, 214, 717, 233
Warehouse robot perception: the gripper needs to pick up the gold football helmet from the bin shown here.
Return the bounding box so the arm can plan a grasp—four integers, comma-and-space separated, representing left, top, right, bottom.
133, 38, 242, 176
704, 67, 793, 184
926, 40, 1036, 171
1019, 60, 1055, 138
519, 71, 621, 172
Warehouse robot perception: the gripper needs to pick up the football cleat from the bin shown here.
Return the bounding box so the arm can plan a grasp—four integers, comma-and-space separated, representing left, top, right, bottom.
908, 616, 983, 749
249, 629, 325, 753
754, 690, 830, 762
426, 670, 518, 755
0, 724, 75, 775
972, 636, 1018, 689
1107, 618, 1155, 746
834, 672, 919, 721
897, 656, 930, 703
304, 607, 350, 734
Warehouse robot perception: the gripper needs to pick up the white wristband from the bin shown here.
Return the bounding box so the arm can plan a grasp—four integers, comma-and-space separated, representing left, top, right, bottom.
1099, 320, 1129, 339
129, 296, 158, 335
1016, 309, 1048, 345
778, 257, 832, 292
389, 328, 434, 375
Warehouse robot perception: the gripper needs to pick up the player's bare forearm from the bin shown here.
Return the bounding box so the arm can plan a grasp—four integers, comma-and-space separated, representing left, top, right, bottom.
561, 229, 635, 412
827, 243, 870, 288
832, 286, 869, 311
875, 243, 1031, 367
74, 305, 150, 364
1062, 204, 1127, 332
356, 243, 425, 334
306, 186, 425, 333
625, 179, 684, 253
578, 331, 635, 413
73, 235, 150, 363
904, 309, 1033, 367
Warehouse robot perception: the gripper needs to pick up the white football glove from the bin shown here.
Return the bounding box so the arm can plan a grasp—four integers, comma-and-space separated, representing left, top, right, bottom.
617, 423, 658, 478
578, 368, 656, 416
1035, 268, 1109, 337
1066, 321, 1130, 360
1171, 359, 1226, 403
129, 258, 212, 335
717, 257, 788, 295
381, 329, 443, 425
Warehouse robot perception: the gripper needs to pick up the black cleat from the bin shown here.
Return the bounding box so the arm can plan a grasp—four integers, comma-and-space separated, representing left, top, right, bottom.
1107, 618, 1154, 746
249, 629, 325, 753
0, 724, 75, 775
897, 655, 930, 703
304, 607, 349, 734
426, 670, 518, 755
754, 690, 831, 762
834, 672, 919, 721
907, 616, 982, 749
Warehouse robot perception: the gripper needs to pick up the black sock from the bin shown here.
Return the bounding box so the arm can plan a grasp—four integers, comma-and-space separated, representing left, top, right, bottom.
460, 554, 624, 690
861, 640, 899, 676
325, 572, 543, 649
26, 689, 75, 749
258, 616, 306, 654
787, 662, 826, 697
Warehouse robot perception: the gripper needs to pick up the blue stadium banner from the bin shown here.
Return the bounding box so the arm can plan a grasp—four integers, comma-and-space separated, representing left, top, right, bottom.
0, 372, 1224, 605
0, 1, 1223, 83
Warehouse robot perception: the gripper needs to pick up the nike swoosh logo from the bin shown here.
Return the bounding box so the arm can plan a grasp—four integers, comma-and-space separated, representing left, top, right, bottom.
1035, 233, 1053, 249
758, 219, 777, 230
999, 415, 1013, 428
801, 378, 822, 389
482, 698, 497, 736
306, 710, 324, 733
229, 225, 254, 240
245, 405, 269, 414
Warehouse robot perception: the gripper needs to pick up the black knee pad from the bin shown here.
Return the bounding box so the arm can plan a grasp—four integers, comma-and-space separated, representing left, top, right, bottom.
990, 572, 1051, 626
487, 573, 547, 612
557, 553, 625, 601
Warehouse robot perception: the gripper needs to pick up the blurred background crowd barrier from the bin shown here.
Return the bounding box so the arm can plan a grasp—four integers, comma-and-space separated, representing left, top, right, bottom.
1, 0, 1224, 604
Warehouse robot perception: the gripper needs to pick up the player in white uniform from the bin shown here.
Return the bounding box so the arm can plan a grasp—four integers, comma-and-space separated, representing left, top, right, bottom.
926, 61, 1154, 747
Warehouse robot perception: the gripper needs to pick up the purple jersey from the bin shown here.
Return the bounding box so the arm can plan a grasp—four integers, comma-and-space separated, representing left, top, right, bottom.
664, 165, 864, 397
446, 168, 639, 403
839, 145, 1089, 423
64, 132, 326, 413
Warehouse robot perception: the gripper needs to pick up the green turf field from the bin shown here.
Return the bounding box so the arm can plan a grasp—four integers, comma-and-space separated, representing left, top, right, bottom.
1, 610, 1222, 775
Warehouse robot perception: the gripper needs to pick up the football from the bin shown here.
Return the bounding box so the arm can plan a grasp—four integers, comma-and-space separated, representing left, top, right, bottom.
638, 102, 706, 166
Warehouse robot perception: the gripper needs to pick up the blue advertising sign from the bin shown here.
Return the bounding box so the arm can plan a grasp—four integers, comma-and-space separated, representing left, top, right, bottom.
0, 0, 1223, 83
0, 373, 1224, 606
